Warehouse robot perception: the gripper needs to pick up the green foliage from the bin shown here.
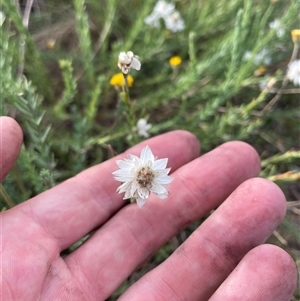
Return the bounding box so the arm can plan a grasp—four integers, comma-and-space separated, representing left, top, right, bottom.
74, 0, 95, 90
1, 0, 300, 298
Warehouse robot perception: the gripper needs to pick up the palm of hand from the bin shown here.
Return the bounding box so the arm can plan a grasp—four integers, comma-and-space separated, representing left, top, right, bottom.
1, 117, 297, 301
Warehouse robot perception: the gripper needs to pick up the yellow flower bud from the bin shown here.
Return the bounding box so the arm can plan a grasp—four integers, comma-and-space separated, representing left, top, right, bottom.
109, 73, 134, 87
291, 29, 300, 45
47, 39, 56, 49
169, 56, 182, 67
254, 65, 267, 77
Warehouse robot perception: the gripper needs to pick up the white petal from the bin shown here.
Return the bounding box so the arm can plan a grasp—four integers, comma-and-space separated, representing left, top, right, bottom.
124, 184, 134, 199
140, 145, 154, 163
155, 193, 168, 199
137, 118, 147, 127
116, 159, 134, 170
128, 154, 137, 161
130, 180, 138, 196
131, 57, 141, 71
137, 187, 150, 200
155, 175, 173, 185
113, 168, 133, 176
136, 196, 147, 208
152, 158, 168, 170
138, 130, 149, 138
151, 181, 168, 197
117, 181, 132, 194
154, 167, 171, 177
113, 169, 134, 179
133, 157, 143, 169
119, 52, 131, 64
114, 176, 134, 183
154, 1, 175, 16
127, 51, 134, 58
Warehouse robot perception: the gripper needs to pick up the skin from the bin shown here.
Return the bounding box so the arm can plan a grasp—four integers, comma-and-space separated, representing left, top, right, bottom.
0, 116, 297, 301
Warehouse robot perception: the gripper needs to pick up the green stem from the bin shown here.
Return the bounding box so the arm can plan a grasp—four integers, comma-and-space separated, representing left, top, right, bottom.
122, 73, 136, 130
87, 130, 129, 146
122, 73, 131, 104
0, 184, 15, 208
12, 165, 27, 197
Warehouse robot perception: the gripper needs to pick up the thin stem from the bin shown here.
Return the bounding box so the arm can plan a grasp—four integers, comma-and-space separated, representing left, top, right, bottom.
121, 73, 138, 143
22, 0, 34, 27
260, 43, 299, 115
122, 73, 135, 124
12, 165, 27, 197
17, 0, 34, 77
0, 184, 15, 208
122, 73, 131, 104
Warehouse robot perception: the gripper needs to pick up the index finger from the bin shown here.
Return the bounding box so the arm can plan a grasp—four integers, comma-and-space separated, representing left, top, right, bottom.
14, 130, 200, 250
0, 116, 23, 182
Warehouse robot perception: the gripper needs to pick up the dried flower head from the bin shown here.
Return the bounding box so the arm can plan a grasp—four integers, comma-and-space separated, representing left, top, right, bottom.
110, 73, 134, 87
118, 51, 141, 74
113, 146, 173, 208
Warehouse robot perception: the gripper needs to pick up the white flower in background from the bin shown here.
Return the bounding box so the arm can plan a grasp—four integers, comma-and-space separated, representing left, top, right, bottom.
113, 145, 173, 208
118, 51, 141, 74
165, 11, 185, 32
145, 0, 175, 27
255, 48, 272, 66
243, 48, 272, 66
0, 11, 5, 27
133, 118, 152, 138
144, 12, 161, 28
243, 51, 252, 61
269, 19, 285, 38
287, 60, 300, 86
144, 0, 184, 32
153, 0, 175, 18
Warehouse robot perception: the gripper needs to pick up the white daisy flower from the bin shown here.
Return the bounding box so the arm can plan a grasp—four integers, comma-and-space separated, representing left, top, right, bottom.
144, 1, 184, 32
153, 0, 175, 18
118, 51, 141, 74
133, 118, 152, 138
113, 145, 173, 208
165, 11, 185, 32
287, 59, 300, 86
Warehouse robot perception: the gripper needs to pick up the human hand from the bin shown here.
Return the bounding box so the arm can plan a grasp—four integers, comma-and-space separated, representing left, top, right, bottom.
1, 116, 297, 301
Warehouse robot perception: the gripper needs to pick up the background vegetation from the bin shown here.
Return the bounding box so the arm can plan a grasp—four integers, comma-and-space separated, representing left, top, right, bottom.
1, 0, 299, 299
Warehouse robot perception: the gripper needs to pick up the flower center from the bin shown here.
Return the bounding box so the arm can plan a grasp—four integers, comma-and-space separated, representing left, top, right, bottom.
136, 166, 155, 188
